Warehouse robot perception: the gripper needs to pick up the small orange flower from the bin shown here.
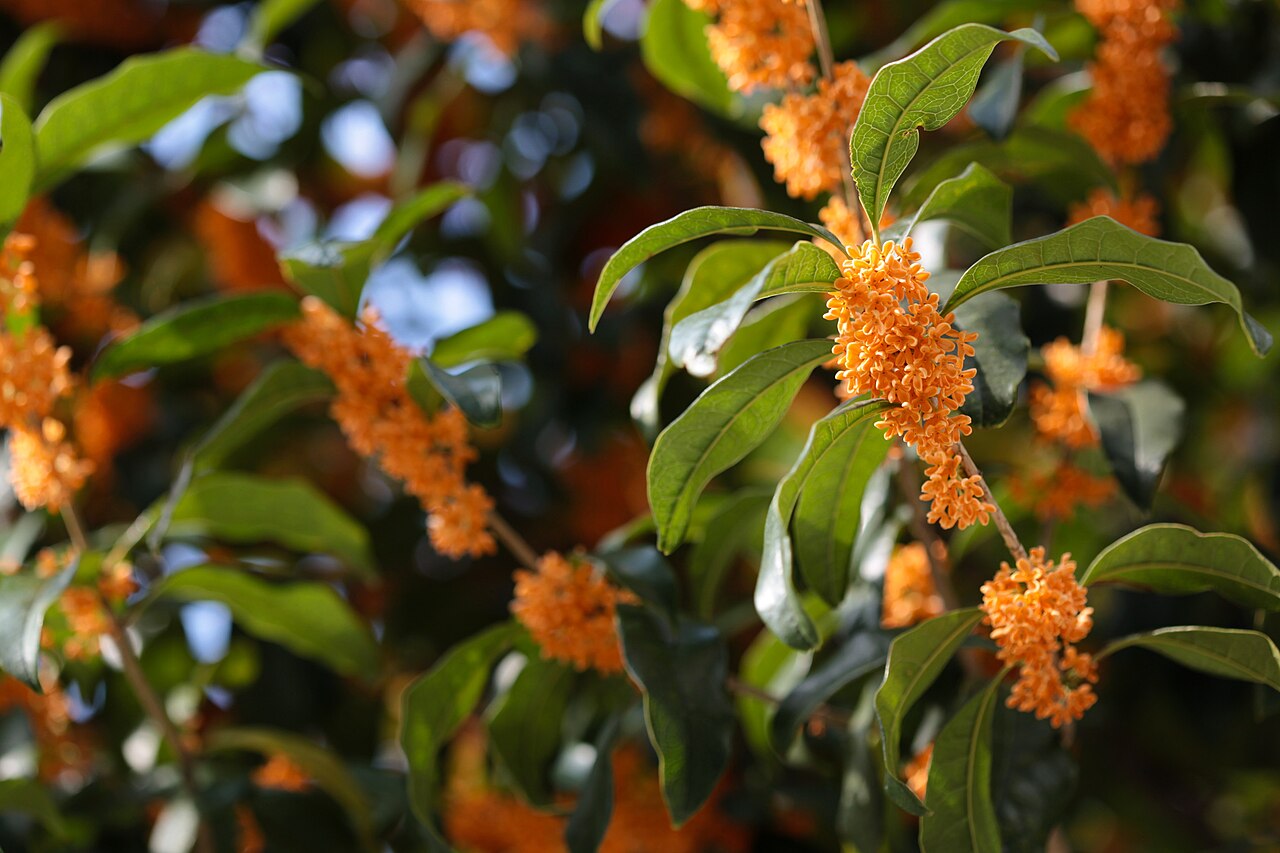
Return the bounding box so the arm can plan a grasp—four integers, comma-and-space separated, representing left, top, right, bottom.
511, 552, 638, 674
403, 0, 549, 55
0, 327, 75, 427
0, 675, 94, 783
1011, 461, 1115, 521
252, 753, 312, 792
881, 543, 944, 629
981, 547, 1098, 728
904, 742, 934, 802
8, 419, 94, 513
1029, 327, 1141, 448
702, 0, 815, 94
1067, 188, 1160, 236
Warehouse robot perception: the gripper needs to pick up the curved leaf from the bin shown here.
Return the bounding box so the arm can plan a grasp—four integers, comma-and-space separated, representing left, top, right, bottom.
883, 162, 1012, 248
93, 292, 300, 380
372, 181, 469, 253
918, 677, 1004, 852
417, 357, 502, 428
487, 657, 574, 805
770, 631, 889, 753
944, 216, 1272, 356
876, 608, 985, 814
565, 717, 620, 853
0, 559, 76, 689
1088, 380, 1184, 509
278, 240, 373, 318
430, 311, 538, 368
688, 489, 770, 619
0, 23, 60, 113
648, 340, 832, 553
639, 0, 734, 117
953, 293, 1029, 427
718, 296, 818, 380
968, 48, 1025, 140
1101, 627, 1280, 692
589, 207, 840, 331
0, 95, 35, 229
33, 48, 266, 188
1081, 524, 1280, 610
243, 0, 324, 54
850, 24, 1057, 236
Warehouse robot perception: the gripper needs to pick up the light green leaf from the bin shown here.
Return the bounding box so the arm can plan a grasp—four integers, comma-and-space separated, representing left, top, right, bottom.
736, 628, 813, 763
0, 559, 75, 689
648, 340, 832, 553
487, 657, 574, 805
167, 472, 375, 575
1101, 627, 1280, 692
34, 48, 266, 188
640, 0, 734, 117
883, 162, 1012, 248
876, 608, 985, 815
430, 311, 537, 368
372, 181, 469, 252
0, 23, 60, 113
416, 357, 502, 428
757, 402, 890, 649
1081, 524, 1280, 610
717, 295, 817, 378
617, 605, 733, 826
589, 207, 840, 331
953, 293, 1029, 427
918, 677, 1003, 852
851, 24, 1057, 238
92, 292, 300, 380
401, 623, 523, 829
1088, 380, 1183, 510
207, 726, 376, 852
0, 94, 35, 230
150, 566, 378, 677
944, 216, 1272, 356
688, 489, 770, 620
243, 0, 323, 54
278, 240, 374, 318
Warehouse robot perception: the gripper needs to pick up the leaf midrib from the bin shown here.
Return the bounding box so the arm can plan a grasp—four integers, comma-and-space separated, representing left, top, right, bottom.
1086, 560, 1279, 596
956, 257, 1220, 308
1143, 635, 1278, 686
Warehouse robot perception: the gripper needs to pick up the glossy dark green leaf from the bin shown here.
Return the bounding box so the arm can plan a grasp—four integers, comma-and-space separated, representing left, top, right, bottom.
850, 24, 1057, 236
918, 678, 1004, 852
565, 716, 621, 853
92, 292, 300, 380
990, 704, 1077, 853
1100, 627, 1280, 691
149, 566, 378, 677
735, 628, 813, 763
596, 546, 679, 615
430, 311, 538, 368
689, 489, 770, 619
876, 608, 985, 814
1087, 380, 1184, 509
758, 401, 890, 649
670, 242, 837, 376
771, 631, 889, 753
401, 622, 523, 825
589, 208, 840, 331
33, 48, 266, 188
944, 217, 1272, 356
167, 472, 375, 575
1018, 72, 1090, 130
953, 293, 1029, 427
1080, 524, 1280, 610
0, 23, 60, 112
0, 559, 75, 689
882, 162, 1012, 249
648, 339, 832, 553
417, 357, 502, 428
717, 296, 817, 377
838, 688, 884, 853
0, 94, 35, 231
617, 605, 733, 826
488, 657, 574, 805
243, 0, 324, 54
278, 240, 374, 318
207, 726, 376, 851
639, 0, 734, 117
968, 48, 1025, 140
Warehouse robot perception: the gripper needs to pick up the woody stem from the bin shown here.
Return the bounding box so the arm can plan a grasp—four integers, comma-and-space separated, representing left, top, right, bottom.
804, 0, 862, 226
1081, 280, 1109, 355
957, 441, 1028, 563
726, 675, 850, 728
487, 510, 540, 572
893, 450, 956, 610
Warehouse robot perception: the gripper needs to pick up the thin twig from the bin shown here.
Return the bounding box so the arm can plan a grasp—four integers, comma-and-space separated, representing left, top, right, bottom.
1081, 280, 1109, 355
726, 675, 851, 728
892, 451, 955, 609
957, 441, 1028, 562
804, 0, 863, 233
487, 510, 540, 571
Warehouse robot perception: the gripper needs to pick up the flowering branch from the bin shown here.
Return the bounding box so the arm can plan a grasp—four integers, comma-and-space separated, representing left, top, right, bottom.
957, 441, 1028, 563
803, 0, 862, 222
1081, 280, 1110, 355
726, 675, 850, 729
893, 450, 955, 608
487, 510, 541, 572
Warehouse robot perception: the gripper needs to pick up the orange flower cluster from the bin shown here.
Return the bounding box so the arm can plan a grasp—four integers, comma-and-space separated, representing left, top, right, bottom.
760, 61, 871, 199
1030, 327, 1141, 448
0, 675, 93, 782
283, 297, 496, 559
40, 549, 137, 662
252, 753, 311, 792
693, 0, 815, 94
193, 199, 289, 293
980, 547, 1098, 727
825, 239, 991, 529
881, 543, 944, 629
1067, 188, 1160, 236
904, 742, 934, 802
403, 0, 548, 55
1011, 461, 1115, 521
73, 379, 155, 475
818, 197, 863, 257
1070, 0, 1179, 164
510, 552, 638, 674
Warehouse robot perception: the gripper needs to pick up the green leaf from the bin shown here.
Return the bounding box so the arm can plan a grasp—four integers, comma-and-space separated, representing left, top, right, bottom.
243, 0, 323, 54
882, 162, 1012, 249
968, 48, 1025, 140
565, 717, 620, 853
838, 683, 884, 853
430, 311, 538, 368
1088, 380, 1183, 510
0, 95, 35, 231
717, 296, 817, 377
279, 240, 374, 318
487, 657, 574, 805
0, 778, 78, 839
918, 677, 1004, 852
150, 566, 378, 677
640, 0, 734, 117
583, 0, 624, 50
669, 242, 839, 376
92, 292, 300, 380
1101, 627, 1280, 692
0, 559, 76, 689
597, 546, 679, 615
850, 24, 1057, 238
1081, 524, 1280, 610
589, 207, 840, 331
207, 727, 376, 852
618, 605, 733, 826
770, 631, 889, 753
953, 293, 1029, 427
944, 216, 1273, 356
876, 608, 985, 815
372, 181, 469, 253
416, 357, 502, 428
688, 489, 770, 620
648, 339, 832, 553
0, 23, 60, 113
167, 472, 375, 575
736, 628, 813, 763
990, 704, 1077, 852
33, 48, 266, 188
758, 401, 890, 649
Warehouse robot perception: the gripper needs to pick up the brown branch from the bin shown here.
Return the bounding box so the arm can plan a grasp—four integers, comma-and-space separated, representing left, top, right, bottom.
804, 0, 862, 228
487, 510, 541, 572
726, 675, 851, 729
1081, 280, 1109, 355
893, 450, 956, 610
957, 441, 1028, 562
